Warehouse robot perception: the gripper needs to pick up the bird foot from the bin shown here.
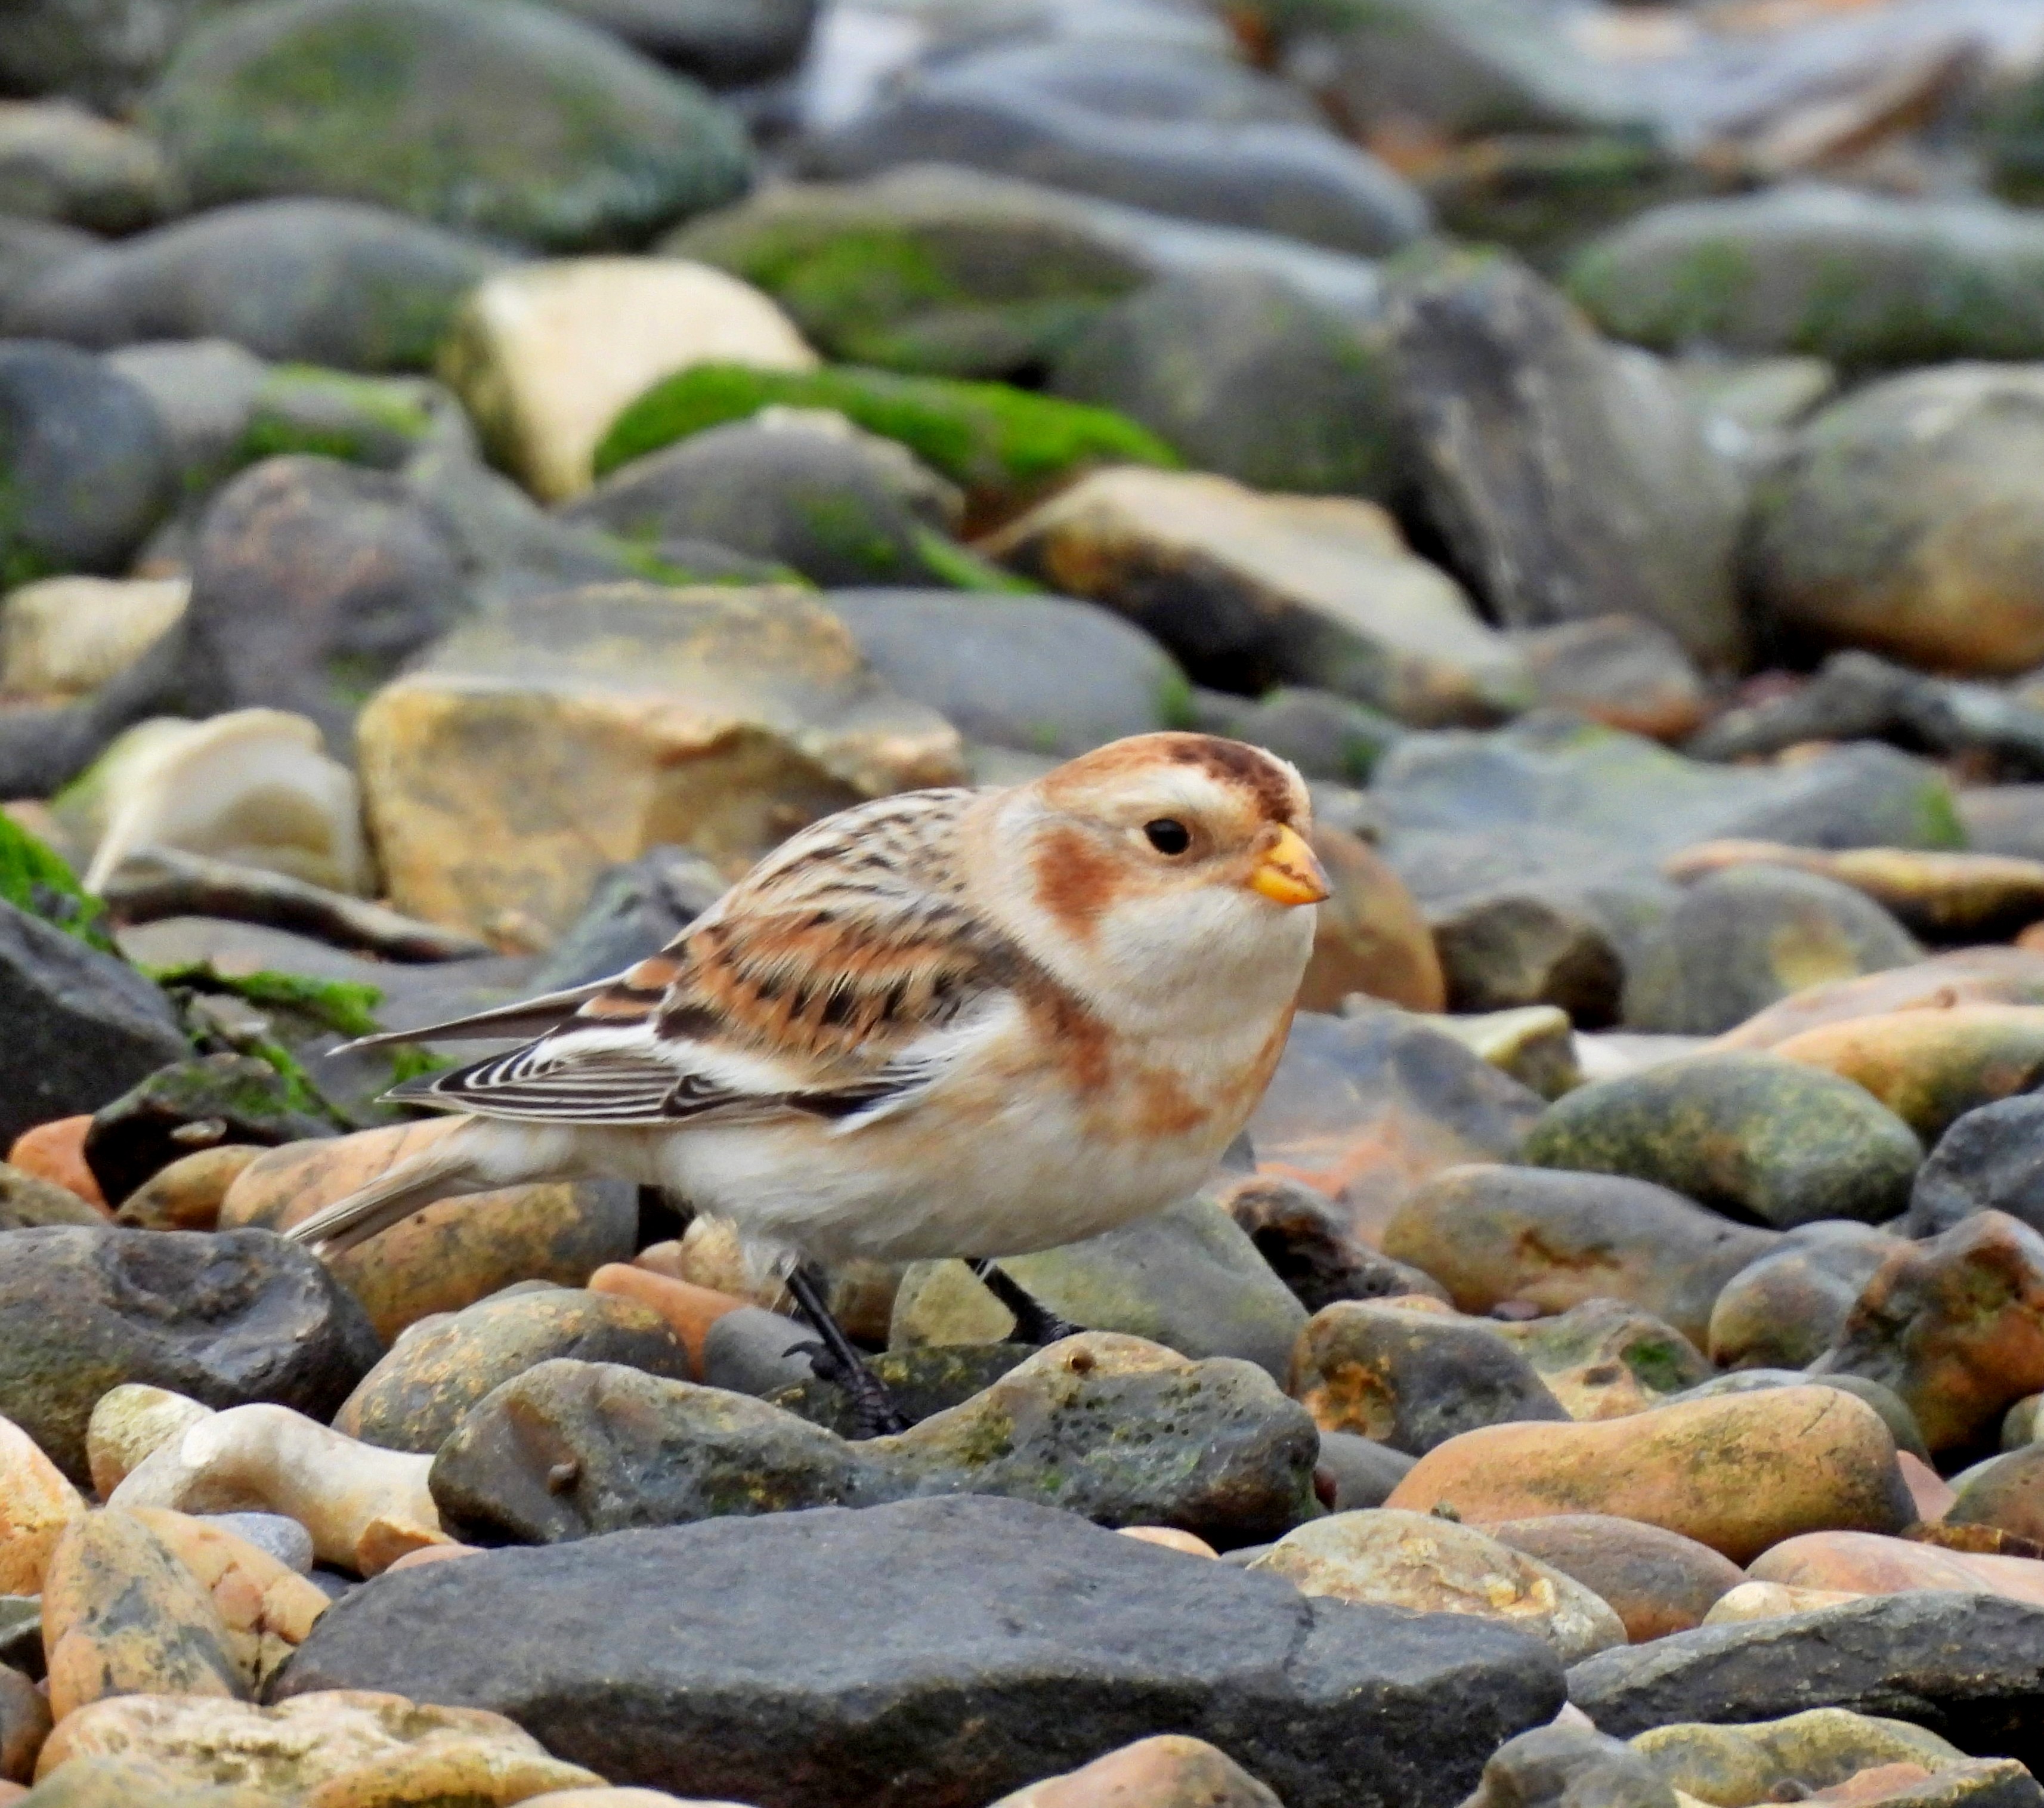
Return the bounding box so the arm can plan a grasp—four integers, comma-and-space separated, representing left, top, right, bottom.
971, 1260, 1086, 1347
791, 1339, 911, 1438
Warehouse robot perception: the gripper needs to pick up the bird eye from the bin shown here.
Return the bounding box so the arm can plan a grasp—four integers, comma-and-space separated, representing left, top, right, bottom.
1143, 818, 1191, 855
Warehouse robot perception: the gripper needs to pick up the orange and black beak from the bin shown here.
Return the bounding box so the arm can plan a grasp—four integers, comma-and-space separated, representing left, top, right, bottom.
1248, 825, 1330, 907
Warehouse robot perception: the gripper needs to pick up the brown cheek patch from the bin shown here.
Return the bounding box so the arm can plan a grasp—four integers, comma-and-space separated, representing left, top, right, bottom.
1031, 825, 1123, 944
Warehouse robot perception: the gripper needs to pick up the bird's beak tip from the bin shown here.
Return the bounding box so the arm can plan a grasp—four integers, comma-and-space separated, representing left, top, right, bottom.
1250, 824, 1331, 908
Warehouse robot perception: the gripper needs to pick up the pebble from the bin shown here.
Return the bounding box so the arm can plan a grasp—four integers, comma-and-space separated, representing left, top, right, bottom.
0, 1666, 48, 1787
1383, 1386, 1914, 1565
1748, 1531, 2044, 1609
85, 1384, 214, 1499
1486, 1515, 1747, 1643
987, 1735, 1282, 1807
1706, 1226, 1909, 1373
1631, 1708, 1977, 1806
1248, 1509, 1627, 1661
0, 1413, 84, 1595
1770, 1006, 2044, 1142
1944, 1442, 2044, 1544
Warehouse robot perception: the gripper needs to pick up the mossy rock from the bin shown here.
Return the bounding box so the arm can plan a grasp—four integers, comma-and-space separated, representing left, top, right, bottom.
1520, 1050, 1922, 1229
82, 1053, 333, 1206
149, 0, 754, 252
231, 364, 462, 472
596, 361, 1177, 515
0, 814, 108, 950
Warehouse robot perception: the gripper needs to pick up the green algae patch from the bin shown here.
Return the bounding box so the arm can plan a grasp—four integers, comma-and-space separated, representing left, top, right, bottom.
595, 361, 1180, 513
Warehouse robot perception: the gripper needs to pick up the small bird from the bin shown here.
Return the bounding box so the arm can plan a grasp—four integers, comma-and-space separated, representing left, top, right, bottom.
287, 732, 1329, 1430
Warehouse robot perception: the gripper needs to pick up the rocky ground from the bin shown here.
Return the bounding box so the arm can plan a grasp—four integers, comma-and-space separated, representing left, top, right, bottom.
8, 0, 2044, 1804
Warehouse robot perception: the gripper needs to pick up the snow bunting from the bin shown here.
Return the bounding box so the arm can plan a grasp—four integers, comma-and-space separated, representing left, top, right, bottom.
288, 732, 1328, 1426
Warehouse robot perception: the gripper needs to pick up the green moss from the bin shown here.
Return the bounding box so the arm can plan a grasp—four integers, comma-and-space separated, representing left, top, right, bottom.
0, 817, 110, 949
387, 1043, 453, 1086
233, 366, 439, 469
908, 529, 1040, 594
146, 963, 385, 1039
594, 362, 1179, 506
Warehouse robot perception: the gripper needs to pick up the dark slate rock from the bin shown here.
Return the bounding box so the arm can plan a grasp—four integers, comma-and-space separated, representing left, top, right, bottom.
1378, 251, 1745, 675
1053, 266, 1400, 500
1909, 1095, 2044, 1240
553, 0, 815, 85
0, 1225, 381, 1483
562, 417, 969, 589
273, 1494, 1567, 1808
527, 844, 726, 991
1565, 1592, 2044, 1770
803, 39, 1427, 259
176, 454, 469, 752
0, 0, 208, 109
149, 0, 753, 254
1316, 1429, 1417, 1512
431, 1335, 1321, 1550
5, 199, 503, 373
1223, 1174, 1449, 1316
0, 339, 174, 586
0, 901, 187, 1149
1622, 867, 1921, 1036
83, 1053, 332, 1207
827, 588, 1188, 761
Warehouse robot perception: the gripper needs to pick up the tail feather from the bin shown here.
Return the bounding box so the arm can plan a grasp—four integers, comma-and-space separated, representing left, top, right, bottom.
283, 1123, 496, 1254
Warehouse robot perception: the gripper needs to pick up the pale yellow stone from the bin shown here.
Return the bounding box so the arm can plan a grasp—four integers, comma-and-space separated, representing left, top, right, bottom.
60, 709, 370, 895
0, 576, 187, 699
980, 466, 1530, 728
86, 1386, 215, 1500
37, 1690, 595, 1801
357, 582, 963, 939
0, 1411, 85, 1594
441, 256, 818, 502
1702, 1580, 1868, 1625
108, 1404, 447, 1577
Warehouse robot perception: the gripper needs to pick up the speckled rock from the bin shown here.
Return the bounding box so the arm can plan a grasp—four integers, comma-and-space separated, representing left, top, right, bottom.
1248, 1007, 1545, 1245
1491, 1300, 1709, 1422
0, 1413, 84, 1596
334, 1287, 692, 1454
1566, 1592, 2044, 1768
763, 1344, 1035, 1440
33, 1689, 601, 1801
1812, 1211, 2044, 1455
431, 1336, 1321, 1550
889, 1196, 1306, 1383
1286, 1299, 1567, 1454
85, 1384, 214, 1499
0, 1226, 381, 1485
1385, 1386, 1913, 1564
42, 1509, 247, 1721
1946, 1444, 2044, 1546
1519, 1052, 1922, 1230
1249, 1509, 1625, 1661
0, 1662, 48, 1785
221, 1124, 637, 1343
1488, 1516, 1746, 1642
1631, 1708, 1984, 1806
1769, 1008, 2044, 1143
82, 1056, 329, 1209
1666, 1371, 1929, 1467
273, 1493, 1567, 1808
1461, 1725, 1677, 1808
1708, 1225, 1910, 1373
1749, 1531, 2044, 1611
124, 1509, 329, 1688
1622, 869, 1919, 1037
1384, 1164, 1775, 1347
0, 1162, 103, 1232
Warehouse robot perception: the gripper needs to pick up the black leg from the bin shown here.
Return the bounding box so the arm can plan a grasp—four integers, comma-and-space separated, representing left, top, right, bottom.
970, 1259, 1085, 1346
784, 1263, 910, 1438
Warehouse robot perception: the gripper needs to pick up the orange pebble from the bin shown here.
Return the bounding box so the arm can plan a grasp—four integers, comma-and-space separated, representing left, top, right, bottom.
1897, 1450, 1958, 1522
7, 1118, 106, 1212
382, 1542, 483, 1575
589, 1263, 747, 1379
1116, 1526, 1218, 1558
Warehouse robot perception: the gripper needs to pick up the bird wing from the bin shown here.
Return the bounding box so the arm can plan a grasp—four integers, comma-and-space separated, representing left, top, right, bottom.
388, 789, 1032, 1129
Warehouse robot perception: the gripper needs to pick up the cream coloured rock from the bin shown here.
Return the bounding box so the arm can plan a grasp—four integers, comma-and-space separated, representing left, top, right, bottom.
57, 710, 370, 896
35, 1690, 602, 1801
86, 1386, 215, 1500
440, 257, 818, 502
1247, 1508, 1626, 1661
0, 1411, 85, 1594
1702, 1581, 1867, 1626
981, 466, 1530, 728
0, 576, 187, 699
108, 1404, 447, 1577
357, 582, 963, 940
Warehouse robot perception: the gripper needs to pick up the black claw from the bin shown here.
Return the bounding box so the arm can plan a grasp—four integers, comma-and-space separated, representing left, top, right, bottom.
784, 1265, 910, 1439
970, 1259, 1086, 1347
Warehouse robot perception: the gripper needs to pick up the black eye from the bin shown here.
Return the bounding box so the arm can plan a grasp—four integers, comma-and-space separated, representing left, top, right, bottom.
1143, 818, 1191, 855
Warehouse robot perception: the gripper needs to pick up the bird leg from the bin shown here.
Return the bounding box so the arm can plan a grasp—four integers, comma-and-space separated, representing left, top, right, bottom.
783, 1264, 910, 1439
969, 1259, 1086, 1346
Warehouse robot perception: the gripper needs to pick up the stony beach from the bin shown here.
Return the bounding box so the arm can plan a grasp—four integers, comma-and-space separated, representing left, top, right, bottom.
8, 0, 2044, 1803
